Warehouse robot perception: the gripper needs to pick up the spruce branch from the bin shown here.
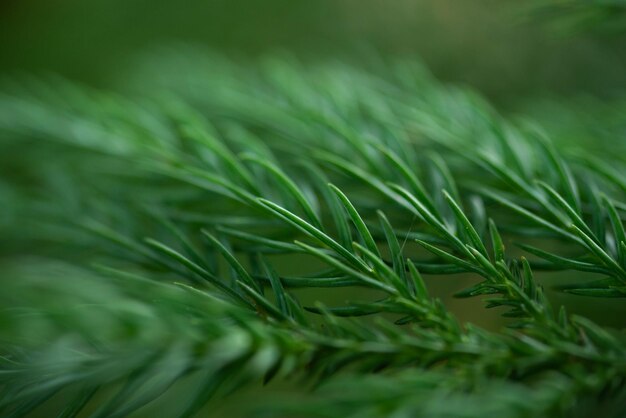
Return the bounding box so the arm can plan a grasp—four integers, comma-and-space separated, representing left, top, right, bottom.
1, 49, 626, 417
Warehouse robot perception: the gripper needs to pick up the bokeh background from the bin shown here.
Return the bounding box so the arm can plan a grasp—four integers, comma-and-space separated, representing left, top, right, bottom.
2, 0, 626, 105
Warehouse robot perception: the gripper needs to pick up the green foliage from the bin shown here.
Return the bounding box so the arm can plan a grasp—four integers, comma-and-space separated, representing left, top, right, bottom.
529, 0, 626, 35
1, 49, 626, 417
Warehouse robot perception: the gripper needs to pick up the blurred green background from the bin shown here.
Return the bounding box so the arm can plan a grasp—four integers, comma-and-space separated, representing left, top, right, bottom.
2, 0, 626, 105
